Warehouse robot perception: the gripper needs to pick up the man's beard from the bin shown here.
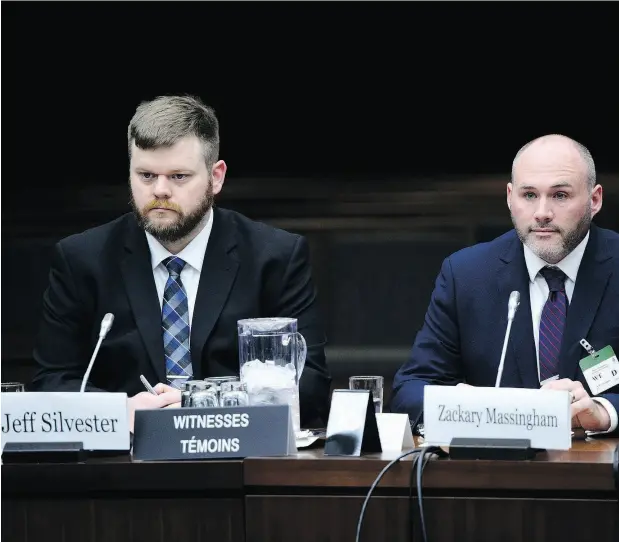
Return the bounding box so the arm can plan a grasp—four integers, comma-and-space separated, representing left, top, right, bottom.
512, 205, 591, 264
131, 184, 214, 244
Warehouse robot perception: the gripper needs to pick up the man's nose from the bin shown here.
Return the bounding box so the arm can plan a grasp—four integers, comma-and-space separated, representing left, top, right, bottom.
533, 197, 554, 222
152, 176, 172, 198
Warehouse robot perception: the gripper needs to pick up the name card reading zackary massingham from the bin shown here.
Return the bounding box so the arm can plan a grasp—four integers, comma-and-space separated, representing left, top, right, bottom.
423, 385, 572, 451
132, 404, 297, 460
1, 392, 130, 451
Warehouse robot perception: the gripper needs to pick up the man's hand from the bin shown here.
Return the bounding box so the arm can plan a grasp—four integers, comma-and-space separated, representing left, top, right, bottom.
541, 378, 611, 432
153, 383, 182, 409
128, 384, 181, 432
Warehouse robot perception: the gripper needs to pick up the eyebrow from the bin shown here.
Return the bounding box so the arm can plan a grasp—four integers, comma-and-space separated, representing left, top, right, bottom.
134, 167, 195, 174
518, 182, 573, 190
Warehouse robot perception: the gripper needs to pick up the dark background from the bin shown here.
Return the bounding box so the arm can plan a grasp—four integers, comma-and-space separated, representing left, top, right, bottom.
2, 1, 618, 392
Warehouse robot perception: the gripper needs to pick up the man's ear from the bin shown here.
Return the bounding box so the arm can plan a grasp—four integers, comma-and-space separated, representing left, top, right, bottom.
211, 160, 227, 195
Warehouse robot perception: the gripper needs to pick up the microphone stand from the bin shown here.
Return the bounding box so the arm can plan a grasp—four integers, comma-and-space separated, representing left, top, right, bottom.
2, 314, 119, 464
448, 292, 539, 460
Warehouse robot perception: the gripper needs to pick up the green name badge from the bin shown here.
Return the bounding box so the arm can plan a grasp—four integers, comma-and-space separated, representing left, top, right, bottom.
579, 345, 619, 395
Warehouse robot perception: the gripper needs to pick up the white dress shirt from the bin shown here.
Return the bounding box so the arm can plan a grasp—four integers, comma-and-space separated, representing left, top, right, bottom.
523, 230, 618, 433
145, 209, 214, 330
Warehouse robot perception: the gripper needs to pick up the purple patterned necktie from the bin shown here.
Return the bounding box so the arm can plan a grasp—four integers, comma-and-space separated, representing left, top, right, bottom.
538, 266, 568, 383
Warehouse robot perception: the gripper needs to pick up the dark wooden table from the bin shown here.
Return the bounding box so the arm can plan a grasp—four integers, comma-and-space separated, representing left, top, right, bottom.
3, 438, 618, 542
244, 437, 619, 542
1, 455, 244, 542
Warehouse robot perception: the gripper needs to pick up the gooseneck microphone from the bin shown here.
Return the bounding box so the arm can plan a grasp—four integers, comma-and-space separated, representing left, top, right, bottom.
495, 291, 521, 388
80, 313, 115, 393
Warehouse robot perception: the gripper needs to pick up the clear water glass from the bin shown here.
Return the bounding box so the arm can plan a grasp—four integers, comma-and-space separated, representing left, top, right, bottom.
190, 388, 219, 408
349, 375, 384, 413
204, 376, 239, 387
220, 381, 249, 407
1, 382, 25, 393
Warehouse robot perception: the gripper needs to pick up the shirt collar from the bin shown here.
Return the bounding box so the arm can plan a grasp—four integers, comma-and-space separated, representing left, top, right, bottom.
145, 208, 214, 272
522, 229, 589, 284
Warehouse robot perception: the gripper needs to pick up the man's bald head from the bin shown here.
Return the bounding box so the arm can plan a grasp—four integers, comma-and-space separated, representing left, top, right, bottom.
511, 134, 596, 192
507, 134, 603, 264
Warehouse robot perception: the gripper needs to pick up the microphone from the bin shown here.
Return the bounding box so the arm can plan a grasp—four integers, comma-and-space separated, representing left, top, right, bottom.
80, 313, 115, 393
495, 291, 520, 388
507, 290, 521, 321
449, 290, 537, 460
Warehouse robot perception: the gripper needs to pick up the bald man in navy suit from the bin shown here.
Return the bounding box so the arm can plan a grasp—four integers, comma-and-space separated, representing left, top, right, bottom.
392, 135, 619, 435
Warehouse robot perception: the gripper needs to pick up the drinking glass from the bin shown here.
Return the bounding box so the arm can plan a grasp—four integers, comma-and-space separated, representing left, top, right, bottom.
1, 382, 25, 393
204, 376, 239, 386
204, 376, 239, 394
220, 381, 249, 407
349, 376, 384, 413
182, 381, 212, 407
190, 388, 219, 408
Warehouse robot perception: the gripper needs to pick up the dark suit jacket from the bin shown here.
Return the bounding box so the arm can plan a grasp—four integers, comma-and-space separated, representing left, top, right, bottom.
31, 208, 332, 426
392, 224, 619, 433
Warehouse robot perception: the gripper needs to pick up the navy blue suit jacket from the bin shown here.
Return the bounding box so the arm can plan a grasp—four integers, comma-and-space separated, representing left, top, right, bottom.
392, 224, 619, 433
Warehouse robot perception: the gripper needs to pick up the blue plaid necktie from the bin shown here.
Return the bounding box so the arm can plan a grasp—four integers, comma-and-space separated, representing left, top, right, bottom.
162, 256, 192, 388
538, 266, 568, 383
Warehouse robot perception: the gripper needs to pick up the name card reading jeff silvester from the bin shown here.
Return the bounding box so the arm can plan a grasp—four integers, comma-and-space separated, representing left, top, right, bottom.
1, 392, 130, 451
423, 385, 572, 450
132, 404, 296, 461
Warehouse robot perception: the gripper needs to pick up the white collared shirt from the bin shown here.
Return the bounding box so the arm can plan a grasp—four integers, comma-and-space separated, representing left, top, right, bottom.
145, 209, 214, 328
522, 230, 617, 432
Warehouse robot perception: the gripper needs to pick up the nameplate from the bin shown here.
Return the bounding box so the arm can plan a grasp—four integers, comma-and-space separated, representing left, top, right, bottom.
423, 385, 572, 451
132, 404, 296, 460
1, 392, 130, 451
324, 390, 382, 456
376, 413, 414, 452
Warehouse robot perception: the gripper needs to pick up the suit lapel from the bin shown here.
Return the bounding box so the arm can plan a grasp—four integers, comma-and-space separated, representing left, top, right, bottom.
497, 233, 540, 389
121, 217, 166, 382
190, 208, 239, 378
560, 225, 613, 379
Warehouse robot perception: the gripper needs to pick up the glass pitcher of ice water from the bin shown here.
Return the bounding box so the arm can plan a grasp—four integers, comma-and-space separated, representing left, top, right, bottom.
237, 317, 307, 434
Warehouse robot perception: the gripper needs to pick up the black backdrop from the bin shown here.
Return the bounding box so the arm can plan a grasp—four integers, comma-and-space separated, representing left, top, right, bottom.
2, 1, 618, 388
3, 1, 618, 186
